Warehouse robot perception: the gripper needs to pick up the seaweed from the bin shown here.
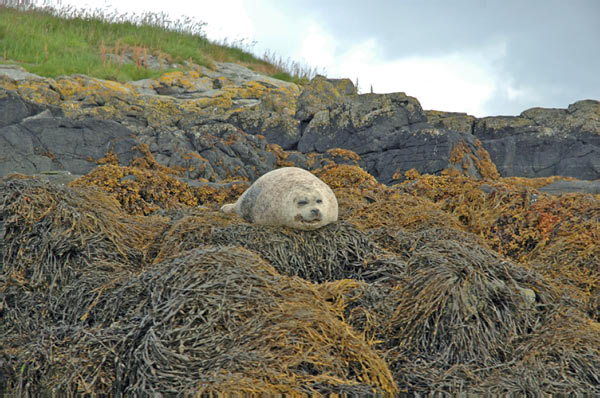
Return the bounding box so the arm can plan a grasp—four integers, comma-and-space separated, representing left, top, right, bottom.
3, 166, 600, 395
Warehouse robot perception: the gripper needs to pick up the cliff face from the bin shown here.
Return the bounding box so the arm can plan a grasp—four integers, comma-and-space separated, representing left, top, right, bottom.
1, 62, 599, 184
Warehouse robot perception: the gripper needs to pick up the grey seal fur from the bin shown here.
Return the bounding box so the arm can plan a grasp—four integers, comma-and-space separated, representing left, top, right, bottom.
220, 167, 338, 230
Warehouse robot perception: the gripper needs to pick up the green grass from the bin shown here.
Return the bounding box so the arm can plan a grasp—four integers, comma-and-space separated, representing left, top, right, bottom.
0, 4, 318, 83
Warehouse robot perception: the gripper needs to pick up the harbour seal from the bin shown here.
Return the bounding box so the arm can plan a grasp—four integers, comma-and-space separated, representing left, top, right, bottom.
220, 167, 338, 230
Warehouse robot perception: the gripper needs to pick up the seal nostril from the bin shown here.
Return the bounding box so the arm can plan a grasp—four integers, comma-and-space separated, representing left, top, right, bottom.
311, 208, 320, 216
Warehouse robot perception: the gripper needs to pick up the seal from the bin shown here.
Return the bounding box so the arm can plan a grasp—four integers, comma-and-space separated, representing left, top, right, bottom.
220, 167, 338, 230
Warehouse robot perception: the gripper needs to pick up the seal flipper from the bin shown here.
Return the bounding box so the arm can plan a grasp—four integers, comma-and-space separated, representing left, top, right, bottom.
220, 203, 236, 213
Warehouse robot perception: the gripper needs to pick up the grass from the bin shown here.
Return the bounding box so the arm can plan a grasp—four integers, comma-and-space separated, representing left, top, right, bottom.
0, 4, 319, 83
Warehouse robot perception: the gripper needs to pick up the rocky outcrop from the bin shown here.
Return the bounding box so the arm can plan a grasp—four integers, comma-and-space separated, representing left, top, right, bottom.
425, 110, 476, 135
293, 77, 496, 183
0, 87, 62, 128
3, 62, 599, 185
473, 100, 600, 179
0, 88, 139, 177
0, 63, 301, 135
1, 65, 498, 184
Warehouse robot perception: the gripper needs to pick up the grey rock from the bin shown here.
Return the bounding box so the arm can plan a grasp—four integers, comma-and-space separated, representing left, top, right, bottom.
0, 64, 43, 81
425, 110, 476, 135
475, 100, 600, 180
227, 109, 301, 150
0, 88, 62, 128
539, 180, 600, 195
298, 92, 426, 155
214, 62, 298, 91
294, 88, 489, 183
0, 117, 138, 177
361, 128, 483, 184
295, 75, 357, 122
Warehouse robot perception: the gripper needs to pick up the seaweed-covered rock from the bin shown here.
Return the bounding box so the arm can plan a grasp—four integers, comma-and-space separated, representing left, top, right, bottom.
322, 225, 600, 394
70, 144, 248, 215
3, 171, 600, 395
0, 177, 165, 329
399, 173, 600, 317
1, 243, 397, 395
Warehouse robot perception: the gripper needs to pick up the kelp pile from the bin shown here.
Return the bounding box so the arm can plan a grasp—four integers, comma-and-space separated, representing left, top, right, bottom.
71, 144, 246, 215
11, 246, 394, 395
400, 172, 600, 317
0, 176, 396, 395
2, 163, 600, 395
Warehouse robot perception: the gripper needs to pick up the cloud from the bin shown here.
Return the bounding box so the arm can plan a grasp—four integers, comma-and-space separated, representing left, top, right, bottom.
297, 22, 337, 69
299, 24, 508, 116
274, 0, 600, 115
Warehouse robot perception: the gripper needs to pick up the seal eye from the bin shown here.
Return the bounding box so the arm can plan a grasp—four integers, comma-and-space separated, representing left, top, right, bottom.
316, 199, 322, 204
297, 200, 308, 206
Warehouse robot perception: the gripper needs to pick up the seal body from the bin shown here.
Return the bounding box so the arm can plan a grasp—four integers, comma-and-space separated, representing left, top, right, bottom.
220, 167, 338, 230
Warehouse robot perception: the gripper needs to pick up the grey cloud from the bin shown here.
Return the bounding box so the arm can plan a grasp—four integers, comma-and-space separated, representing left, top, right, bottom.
268, 0, 600, 115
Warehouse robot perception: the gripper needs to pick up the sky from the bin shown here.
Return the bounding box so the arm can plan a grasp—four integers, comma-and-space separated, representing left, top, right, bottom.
40, 0, 599, 117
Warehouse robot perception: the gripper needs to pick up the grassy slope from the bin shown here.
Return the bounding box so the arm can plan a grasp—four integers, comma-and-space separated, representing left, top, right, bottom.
0, 5, 312, 83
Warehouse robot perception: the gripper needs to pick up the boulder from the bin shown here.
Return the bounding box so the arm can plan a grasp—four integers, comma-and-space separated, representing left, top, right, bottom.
538, 180, 600, 195
474, 100, 600, 179
295, 75, 357, 122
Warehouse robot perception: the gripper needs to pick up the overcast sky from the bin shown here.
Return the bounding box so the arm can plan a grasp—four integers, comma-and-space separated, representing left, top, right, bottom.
44, 0, 599, 117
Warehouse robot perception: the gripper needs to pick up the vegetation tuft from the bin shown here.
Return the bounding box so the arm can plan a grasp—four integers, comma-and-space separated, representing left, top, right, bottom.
0, 4, 319, 83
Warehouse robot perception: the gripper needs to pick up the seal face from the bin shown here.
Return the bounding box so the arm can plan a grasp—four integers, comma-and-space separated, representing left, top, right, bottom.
220, 167, 338, 230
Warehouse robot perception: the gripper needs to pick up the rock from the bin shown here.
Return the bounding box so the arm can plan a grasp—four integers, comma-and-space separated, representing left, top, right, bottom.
226, 106, 301, 150
298, 92, 424, 154
295, 87, 495, 183
425, 110, 476, 135
3, 62, 599, 186
0, 62, 301, 135
137, 120, 280, 181
0, 88, 61, 128
295, 75, 357, 122
0, 64, 44, 81
475, 100, 600, 179
0, 116, 138, 177
362, 129, 499, 183
538, 180, 600, 195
